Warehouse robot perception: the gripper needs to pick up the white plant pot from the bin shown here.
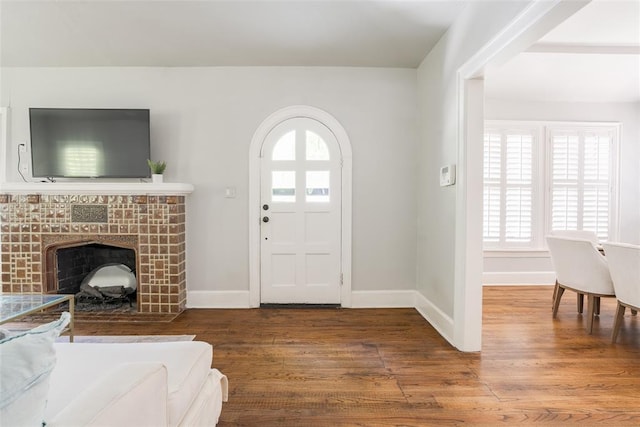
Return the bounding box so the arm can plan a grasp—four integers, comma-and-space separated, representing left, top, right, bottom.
152, 174, 163, 183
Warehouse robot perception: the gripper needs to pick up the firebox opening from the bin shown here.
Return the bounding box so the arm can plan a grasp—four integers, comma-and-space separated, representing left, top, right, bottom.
55, 243, 137, 310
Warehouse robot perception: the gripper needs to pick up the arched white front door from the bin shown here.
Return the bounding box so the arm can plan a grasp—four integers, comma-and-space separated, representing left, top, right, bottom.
249, 105, 352, 308
260, 117, 342, 304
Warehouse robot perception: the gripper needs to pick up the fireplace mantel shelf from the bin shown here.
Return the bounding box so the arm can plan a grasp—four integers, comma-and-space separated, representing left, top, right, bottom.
0, 181, 194, 195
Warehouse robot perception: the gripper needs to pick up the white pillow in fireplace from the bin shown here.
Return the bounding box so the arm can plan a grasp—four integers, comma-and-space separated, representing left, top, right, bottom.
83, 263, 137, 291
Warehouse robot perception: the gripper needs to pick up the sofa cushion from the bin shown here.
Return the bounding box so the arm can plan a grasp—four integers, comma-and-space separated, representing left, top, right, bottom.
47, 362, 169, 427
0, 312, 71, 427
47, 341, 213, 426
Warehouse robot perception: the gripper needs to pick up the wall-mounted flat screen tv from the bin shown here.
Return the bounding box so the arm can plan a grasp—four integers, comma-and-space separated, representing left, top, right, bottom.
29, 108, 151, 178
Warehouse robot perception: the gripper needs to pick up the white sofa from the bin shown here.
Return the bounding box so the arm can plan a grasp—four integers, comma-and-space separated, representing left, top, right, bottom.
0, 313, 228, 426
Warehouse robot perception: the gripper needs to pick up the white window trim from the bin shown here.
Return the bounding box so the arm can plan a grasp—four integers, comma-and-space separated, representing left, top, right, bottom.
484, 120, 620, 253
483, 249, 551, 258
543, 122, 620, 244
484, 122, 541, 249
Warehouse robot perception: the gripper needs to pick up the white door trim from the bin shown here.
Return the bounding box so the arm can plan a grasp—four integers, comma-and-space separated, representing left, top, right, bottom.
453, 0, 589, 351
249, 105, 353, 307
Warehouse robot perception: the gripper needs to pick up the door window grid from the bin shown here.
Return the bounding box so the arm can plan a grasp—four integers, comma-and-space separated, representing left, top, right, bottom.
306, 171, 330, 202
270, 129, 332, 204
306, 131, 330, 161
271, 171, 295, 202
272, 131, 296, 161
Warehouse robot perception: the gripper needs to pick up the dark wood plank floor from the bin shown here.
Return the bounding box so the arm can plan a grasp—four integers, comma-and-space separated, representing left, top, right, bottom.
69, 286, 640, 425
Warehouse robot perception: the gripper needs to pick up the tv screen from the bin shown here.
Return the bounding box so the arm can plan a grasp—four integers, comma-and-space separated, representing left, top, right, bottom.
29, 108, 151, 178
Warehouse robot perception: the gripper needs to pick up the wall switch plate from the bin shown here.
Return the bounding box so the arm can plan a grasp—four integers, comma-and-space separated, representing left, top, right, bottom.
225, 187, 237, 198
440, 164, 456, 187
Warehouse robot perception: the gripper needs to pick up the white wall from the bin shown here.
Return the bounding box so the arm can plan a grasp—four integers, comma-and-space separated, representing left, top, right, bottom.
483, 99, 640, 283
415, 2, 533, 322
414, 0, 596, 350
0, 66, 419, 302
0, 107, 7, 183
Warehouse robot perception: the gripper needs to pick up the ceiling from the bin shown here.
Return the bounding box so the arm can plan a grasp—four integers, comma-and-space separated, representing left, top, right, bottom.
0, 0, 638, 103
0, 0, 467, 68
484, 0, 640, 103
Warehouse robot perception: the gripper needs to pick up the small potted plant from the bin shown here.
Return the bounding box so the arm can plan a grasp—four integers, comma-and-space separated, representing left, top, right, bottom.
147, 159, 167, 183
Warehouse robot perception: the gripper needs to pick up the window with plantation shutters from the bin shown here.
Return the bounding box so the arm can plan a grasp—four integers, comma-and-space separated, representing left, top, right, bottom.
484, 121, 619, 251
483, 127, 537, 248
483, 132, 501, 243
548, 127, 614, 241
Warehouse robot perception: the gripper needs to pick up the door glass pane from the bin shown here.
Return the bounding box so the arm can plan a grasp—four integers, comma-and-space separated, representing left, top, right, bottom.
272, 171, 295, 202
306, 171, 329, 202
306, 131, 330, 160
272, 131, 295, 161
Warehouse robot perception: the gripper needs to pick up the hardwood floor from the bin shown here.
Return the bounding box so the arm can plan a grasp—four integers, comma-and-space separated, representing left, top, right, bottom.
70, 286, 640, 425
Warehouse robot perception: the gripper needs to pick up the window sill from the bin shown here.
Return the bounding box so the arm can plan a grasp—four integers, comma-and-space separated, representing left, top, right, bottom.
483, 249, 550, 258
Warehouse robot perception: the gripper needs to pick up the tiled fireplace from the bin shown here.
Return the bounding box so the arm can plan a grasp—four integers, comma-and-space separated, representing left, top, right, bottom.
0, 184, 192, 314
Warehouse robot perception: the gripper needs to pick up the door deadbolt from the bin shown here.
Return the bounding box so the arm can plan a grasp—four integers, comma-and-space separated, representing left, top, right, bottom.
263, 204, 269, 211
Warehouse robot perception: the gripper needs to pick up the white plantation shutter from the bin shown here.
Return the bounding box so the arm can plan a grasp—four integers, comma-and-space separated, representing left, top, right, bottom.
484, 121, 618, 251
483, 128, 536, 247
483, 133, 501, 243
505, 134, 533, 242
549, 128, 614, 242
551, 134, 579, 230
583, 133, 610, 240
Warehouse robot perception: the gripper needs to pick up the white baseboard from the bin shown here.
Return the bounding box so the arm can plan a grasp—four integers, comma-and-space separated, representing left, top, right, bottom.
186, 290, 251, 308
188, 289, 419, 309
349, 290, 416, 308
482, 271, 555, 285
413, 291, 454, 345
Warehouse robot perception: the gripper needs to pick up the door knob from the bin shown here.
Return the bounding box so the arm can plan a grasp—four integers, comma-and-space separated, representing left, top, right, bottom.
263, 204, 269, 211
262, 216, 269, 223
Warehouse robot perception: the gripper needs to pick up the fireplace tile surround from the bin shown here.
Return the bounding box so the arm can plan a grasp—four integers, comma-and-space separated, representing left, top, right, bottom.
0, 183, 193, 314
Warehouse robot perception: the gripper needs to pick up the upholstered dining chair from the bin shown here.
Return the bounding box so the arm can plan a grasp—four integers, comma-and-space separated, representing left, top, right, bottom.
546, 236, 615, 333
551, 230, 599, 244
601, 242, 640, 343
550, 230, 600, 314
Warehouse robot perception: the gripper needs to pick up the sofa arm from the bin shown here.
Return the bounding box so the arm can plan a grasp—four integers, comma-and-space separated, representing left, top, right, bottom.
47, 362, 168, 427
